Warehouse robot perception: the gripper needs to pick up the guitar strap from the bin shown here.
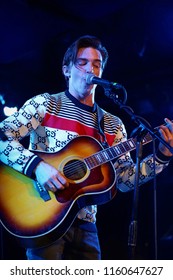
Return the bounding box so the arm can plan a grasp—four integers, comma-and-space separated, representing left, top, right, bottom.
97, 105, 109, 149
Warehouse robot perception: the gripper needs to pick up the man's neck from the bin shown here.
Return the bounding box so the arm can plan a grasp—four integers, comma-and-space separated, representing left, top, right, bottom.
69, 91, 95, 107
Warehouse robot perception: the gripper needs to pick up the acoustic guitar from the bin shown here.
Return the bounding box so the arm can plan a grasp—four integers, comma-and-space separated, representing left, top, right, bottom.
0, 133, 154, 248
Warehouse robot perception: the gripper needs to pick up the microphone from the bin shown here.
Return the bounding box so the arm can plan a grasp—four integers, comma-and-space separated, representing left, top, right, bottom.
85, 73, 122, 89
86, 73, 127, 104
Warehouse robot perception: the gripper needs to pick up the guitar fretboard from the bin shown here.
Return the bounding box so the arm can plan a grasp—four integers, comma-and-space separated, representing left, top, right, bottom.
85, 133, 152, 169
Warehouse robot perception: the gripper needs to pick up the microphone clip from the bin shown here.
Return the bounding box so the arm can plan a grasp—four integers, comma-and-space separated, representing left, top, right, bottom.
104, 85, 127, 105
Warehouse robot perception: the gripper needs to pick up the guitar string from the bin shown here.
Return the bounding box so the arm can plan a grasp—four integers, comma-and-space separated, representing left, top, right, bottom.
62, 157, 98, 177
61, 150, 110, 177
61, 145, 120, 174
59, 134, 152, 177
61, 141, 134, 177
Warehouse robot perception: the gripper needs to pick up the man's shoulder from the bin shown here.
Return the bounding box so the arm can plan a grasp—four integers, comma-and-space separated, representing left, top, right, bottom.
51, 91, 66, 100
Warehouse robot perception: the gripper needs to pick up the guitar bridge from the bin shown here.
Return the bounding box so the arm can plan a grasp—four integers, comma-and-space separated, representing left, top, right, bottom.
34, 181, 51, 202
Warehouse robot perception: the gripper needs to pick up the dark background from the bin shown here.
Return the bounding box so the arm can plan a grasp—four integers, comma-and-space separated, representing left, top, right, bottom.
0, 0, 173, 260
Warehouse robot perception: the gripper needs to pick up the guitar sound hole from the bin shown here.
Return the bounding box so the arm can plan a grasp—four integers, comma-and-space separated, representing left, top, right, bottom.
63, 159, 87, 180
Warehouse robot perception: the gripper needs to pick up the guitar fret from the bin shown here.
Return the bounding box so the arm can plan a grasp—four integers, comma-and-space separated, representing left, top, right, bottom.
87, 152, 108, 168
85, 137, 139, 169
95, 153, 103, 163
118, 143, 126, 153
123, 142, 128, 150
113, 146, 121, 155
110, 147, 118, 158
85, 156, 97, 168
84, 157, 91, 168
143, 133, 152, 143
125, 140, 135, 151
99, 151, 107, 162
102, 150, 109, 160
106, 149, 115, 159
127, 139, 136, 148
85, 128, 158, 170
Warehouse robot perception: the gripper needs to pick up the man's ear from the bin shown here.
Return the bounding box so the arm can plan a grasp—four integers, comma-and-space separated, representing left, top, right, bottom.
62, 65, 71, 78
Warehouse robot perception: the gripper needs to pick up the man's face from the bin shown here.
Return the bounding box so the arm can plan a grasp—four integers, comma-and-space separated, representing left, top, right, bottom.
67, 47, 103, 99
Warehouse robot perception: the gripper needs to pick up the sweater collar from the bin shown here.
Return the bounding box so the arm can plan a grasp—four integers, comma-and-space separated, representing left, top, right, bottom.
65, 90, 97, 113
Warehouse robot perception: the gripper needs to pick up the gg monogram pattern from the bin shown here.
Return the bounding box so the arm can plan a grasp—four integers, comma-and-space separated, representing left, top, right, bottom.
0, 91, 169, 223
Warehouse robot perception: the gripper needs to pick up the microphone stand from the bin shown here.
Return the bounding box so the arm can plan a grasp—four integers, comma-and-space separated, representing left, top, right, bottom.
127, 126, 146, 260
103, 85, 173, 259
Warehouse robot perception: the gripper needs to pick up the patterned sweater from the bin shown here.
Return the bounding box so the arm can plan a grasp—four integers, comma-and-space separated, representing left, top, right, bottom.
0, 91, 170, 223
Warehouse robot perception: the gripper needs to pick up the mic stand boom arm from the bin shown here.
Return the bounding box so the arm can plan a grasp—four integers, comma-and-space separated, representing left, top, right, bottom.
104, 87, 173, 153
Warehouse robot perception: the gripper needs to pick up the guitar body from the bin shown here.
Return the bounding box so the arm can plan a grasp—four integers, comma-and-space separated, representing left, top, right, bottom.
0, 136, 117, 248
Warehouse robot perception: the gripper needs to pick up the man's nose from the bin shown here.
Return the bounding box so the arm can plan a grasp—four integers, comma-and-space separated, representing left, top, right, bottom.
86, 63, 94, 73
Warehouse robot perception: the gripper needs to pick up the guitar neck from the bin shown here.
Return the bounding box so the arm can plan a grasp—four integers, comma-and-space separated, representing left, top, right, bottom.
85, 132, 153, 169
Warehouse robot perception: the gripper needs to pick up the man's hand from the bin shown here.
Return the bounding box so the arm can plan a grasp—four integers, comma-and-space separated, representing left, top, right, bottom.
34, 161, 69, 192
158, 118, 173, 157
